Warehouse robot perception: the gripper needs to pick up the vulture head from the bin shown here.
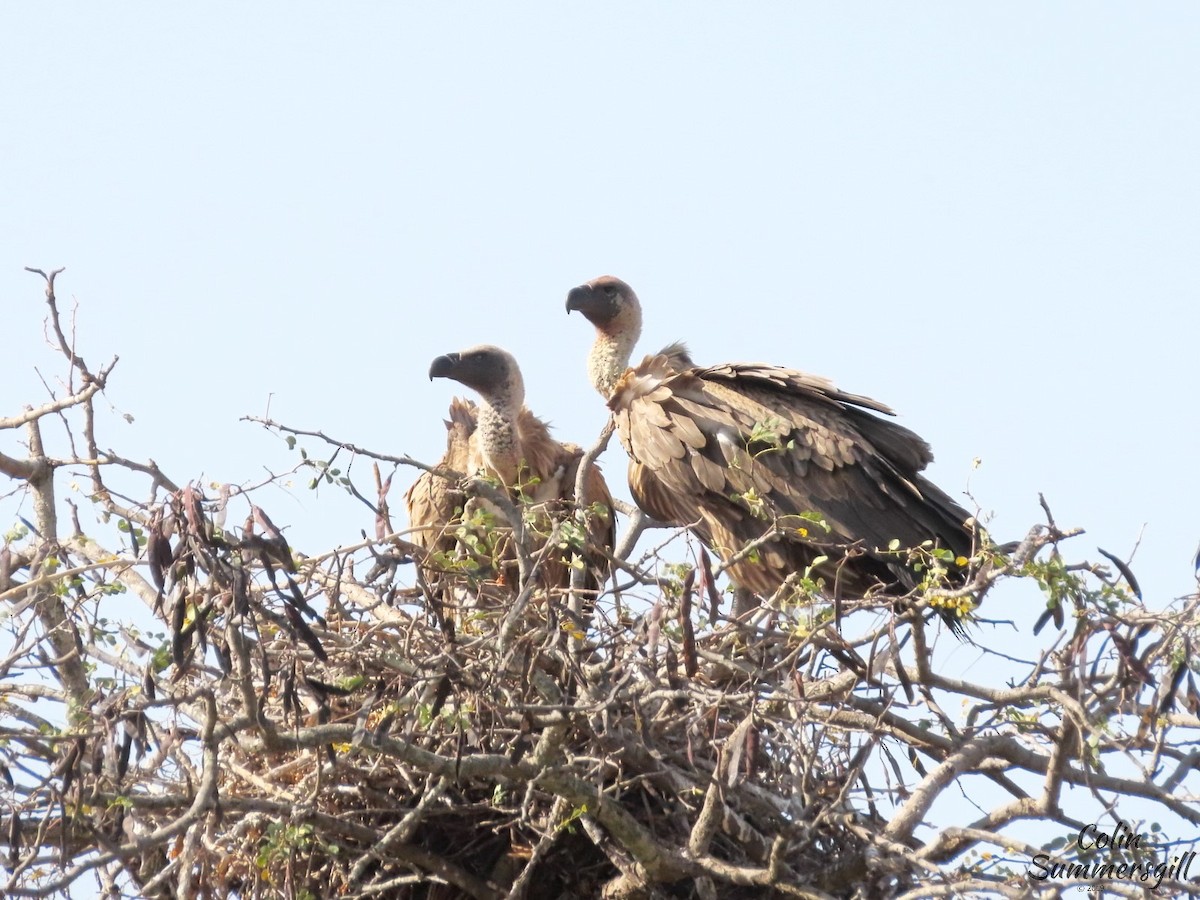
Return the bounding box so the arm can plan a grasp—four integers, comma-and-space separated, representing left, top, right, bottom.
429, 345, 525, 412
429, 344, 528, 485
566, 275, 644, 397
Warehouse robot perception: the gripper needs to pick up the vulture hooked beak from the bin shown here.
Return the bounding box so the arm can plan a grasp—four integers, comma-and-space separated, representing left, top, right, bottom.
428, 345, 515, 397
565, 283, 617, 325
429, 353, 460, 381
565, 284, 592, 314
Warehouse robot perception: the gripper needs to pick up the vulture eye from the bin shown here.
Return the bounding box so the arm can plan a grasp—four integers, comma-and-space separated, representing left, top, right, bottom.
602, 285, 617, 298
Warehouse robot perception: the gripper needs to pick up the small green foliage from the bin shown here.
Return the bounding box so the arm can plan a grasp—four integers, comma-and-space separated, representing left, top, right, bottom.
661, 562, 692, 600
338, 675, 366, 692
298, 452, 355, 494
417, 699, 474, 731
416, 703, 435, 729
736, 488, 768, 520
1020, 551, 1136, 618
5, 523, 31, 543
428, 549, 481, 576
151, 644, 172, 673
793, 558, 828, 602
512, 466, 542, 503
1002, 707, 1042, 734
453, 506, 504, 567
588, 501, 612, 523
794, 511, 832, 533
745, 417, 790, 456
256, 821, 314, 870
785, 598, 832, 637
556, 518, 587, 552
557, 802, 589, 834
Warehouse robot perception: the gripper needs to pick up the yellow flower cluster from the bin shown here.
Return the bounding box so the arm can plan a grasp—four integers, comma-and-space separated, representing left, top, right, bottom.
930, 595, 976, 619
561, 621, 586, 641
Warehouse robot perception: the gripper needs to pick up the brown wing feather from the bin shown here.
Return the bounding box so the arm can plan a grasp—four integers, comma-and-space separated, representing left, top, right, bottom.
404, 398, 476, 560
616, 359, 973, 598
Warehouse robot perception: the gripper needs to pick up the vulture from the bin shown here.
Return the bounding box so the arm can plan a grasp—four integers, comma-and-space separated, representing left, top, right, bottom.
566, 275, 978, 628
403, 396, 476, 570
405, 344, 615, 615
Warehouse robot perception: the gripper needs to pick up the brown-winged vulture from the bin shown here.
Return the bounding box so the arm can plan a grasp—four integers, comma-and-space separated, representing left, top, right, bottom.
407, 345, 614, 611
566, 275, 977, 630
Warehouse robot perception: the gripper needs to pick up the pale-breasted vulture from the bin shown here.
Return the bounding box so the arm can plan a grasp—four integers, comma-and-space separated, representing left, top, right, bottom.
566, 275, 977, 627
406, 345, 615, 609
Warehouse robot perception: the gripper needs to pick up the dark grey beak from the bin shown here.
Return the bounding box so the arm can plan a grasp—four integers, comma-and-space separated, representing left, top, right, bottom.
565, 284, 593, 314
429, 353, 460, 381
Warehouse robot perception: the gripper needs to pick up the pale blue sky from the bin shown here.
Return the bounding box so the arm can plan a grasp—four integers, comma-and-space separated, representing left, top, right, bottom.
3, 5, 1198, 603
3, 4, 1200, 889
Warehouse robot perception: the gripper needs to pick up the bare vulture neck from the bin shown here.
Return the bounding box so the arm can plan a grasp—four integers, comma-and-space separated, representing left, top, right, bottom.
475, 384, 524, 487
589, 309, 642, 398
